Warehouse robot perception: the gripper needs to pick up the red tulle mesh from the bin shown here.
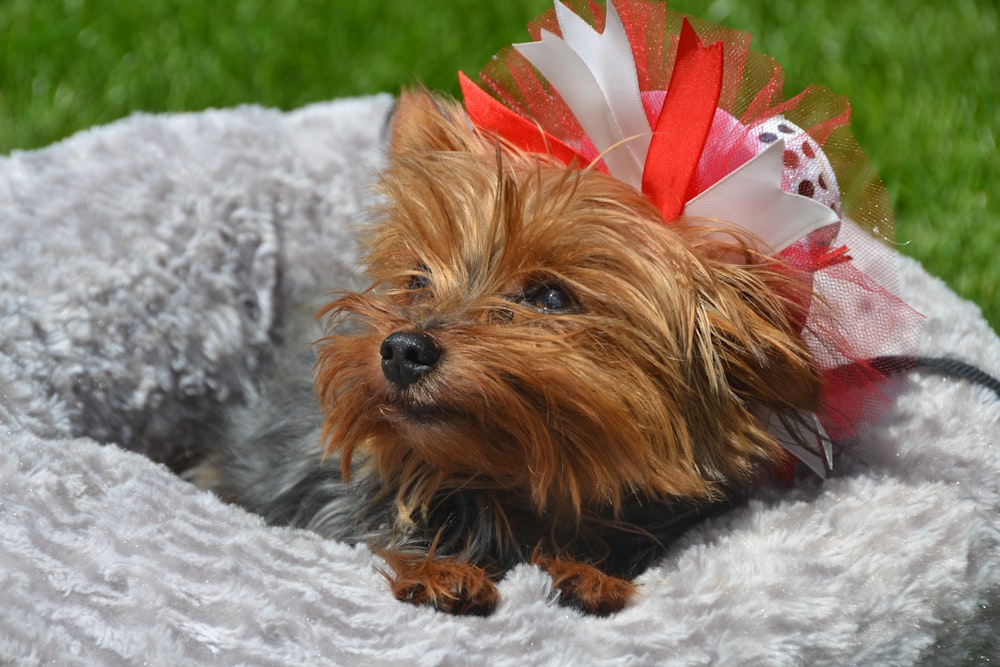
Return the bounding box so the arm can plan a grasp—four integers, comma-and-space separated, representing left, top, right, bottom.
462, 0, 924, 444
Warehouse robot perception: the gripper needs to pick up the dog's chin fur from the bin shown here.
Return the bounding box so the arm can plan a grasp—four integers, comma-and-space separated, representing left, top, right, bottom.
192, 89, 822, 616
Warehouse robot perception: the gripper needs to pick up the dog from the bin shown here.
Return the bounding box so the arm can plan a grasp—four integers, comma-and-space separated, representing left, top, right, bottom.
190, 88, 823, 616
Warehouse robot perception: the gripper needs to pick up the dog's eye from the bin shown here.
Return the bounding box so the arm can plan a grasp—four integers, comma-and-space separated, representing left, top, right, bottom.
520, 282, 576, 313
407, 265, 431, 291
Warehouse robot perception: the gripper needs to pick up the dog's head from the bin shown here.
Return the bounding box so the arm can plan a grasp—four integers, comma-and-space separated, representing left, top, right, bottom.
315, 89, 820, 516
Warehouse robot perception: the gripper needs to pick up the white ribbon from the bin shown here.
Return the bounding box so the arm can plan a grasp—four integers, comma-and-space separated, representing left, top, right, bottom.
684, 140, 840, 253
761, 409, 834, 478
514, 0, 650, 189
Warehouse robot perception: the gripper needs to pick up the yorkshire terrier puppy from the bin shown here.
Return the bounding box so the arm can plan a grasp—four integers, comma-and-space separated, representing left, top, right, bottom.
194, 89, 821, 616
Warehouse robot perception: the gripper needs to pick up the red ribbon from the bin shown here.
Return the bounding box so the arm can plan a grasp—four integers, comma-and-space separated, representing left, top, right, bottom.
641, 19, 724, 221
459, 72, 587, 168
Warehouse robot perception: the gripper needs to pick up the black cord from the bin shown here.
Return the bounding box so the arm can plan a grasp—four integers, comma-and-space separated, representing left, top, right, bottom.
912, 356, 1000, 397
872, 355, 1000, 398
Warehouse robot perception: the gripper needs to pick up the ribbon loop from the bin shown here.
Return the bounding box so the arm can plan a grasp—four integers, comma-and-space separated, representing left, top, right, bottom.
641, 19, 724, 221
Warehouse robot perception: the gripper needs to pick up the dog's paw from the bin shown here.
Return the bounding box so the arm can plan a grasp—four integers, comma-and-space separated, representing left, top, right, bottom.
532, 553, 635, 616
380, 553, 499, 616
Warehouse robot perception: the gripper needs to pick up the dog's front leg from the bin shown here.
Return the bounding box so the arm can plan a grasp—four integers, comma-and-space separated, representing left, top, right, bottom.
380, 552, 499, 616
532, 552, 636, 616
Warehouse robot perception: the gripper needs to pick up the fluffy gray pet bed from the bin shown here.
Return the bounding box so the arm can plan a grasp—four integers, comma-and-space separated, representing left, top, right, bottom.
1, 95, 998, 666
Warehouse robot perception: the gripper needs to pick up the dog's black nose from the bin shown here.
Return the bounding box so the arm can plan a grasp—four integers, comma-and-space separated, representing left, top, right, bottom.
380, 331, 441, 388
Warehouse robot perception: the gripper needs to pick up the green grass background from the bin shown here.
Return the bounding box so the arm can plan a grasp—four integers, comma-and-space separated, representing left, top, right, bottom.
2, 0, 996, 330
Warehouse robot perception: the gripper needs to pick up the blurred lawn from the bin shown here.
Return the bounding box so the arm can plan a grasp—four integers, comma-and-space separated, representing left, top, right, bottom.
1, 0, 996, 329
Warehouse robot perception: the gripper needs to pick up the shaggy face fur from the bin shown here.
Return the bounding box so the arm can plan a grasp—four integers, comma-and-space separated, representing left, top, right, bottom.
197, 89, 821, 616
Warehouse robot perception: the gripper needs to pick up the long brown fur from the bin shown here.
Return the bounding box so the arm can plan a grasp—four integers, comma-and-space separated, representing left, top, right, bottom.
312, 89, 821, 614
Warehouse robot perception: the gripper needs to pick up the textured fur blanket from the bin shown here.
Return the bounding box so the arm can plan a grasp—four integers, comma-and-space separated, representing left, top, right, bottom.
1, 95, 998, 666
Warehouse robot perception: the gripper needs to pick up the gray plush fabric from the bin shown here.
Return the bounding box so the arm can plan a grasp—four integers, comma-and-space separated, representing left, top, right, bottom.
1, 95, 998, 666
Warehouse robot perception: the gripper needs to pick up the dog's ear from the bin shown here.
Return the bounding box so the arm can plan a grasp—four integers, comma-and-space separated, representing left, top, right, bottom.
390, 88, 480, 155
671, 228, 821, 416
